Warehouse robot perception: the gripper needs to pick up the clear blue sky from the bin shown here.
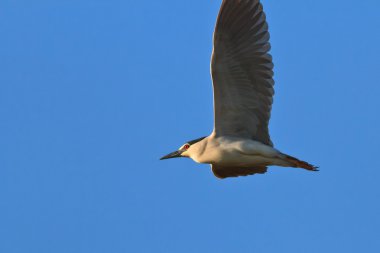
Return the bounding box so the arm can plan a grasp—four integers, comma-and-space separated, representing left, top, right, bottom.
1, 0, 380, 252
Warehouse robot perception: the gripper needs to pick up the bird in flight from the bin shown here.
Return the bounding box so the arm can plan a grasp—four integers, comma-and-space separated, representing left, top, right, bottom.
161, 0, 318, 178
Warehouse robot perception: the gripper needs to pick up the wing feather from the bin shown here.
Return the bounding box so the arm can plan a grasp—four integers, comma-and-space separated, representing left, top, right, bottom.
211, 0, 275, 146
211, 165, 267, 179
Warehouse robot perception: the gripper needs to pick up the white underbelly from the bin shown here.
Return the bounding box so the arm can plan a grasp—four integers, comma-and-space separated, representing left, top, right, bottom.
191, 137, 288, 167
210, 151, 275, 167
198, 151, 289, 167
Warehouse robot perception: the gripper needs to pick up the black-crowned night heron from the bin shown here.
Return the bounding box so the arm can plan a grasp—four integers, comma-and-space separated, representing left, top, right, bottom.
161, 0, 318, 178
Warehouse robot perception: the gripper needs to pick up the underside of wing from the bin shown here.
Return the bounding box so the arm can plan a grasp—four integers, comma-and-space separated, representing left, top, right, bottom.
211, 0, 274, 146
211, 164, 267, 179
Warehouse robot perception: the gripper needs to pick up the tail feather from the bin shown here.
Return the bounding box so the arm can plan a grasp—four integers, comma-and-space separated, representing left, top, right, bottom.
284, 154, 319, 171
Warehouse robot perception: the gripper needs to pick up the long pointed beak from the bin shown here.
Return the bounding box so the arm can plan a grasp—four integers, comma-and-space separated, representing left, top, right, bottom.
160, 150, 183, 160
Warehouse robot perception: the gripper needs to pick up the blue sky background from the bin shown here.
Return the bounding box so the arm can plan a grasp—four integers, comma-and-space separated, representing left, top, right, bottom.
1, 0, 380, 252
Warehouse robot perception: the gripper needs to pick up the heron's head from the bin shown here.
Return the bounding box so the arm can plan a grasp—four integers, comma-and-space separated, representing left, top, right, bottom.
160, 136, 206, 160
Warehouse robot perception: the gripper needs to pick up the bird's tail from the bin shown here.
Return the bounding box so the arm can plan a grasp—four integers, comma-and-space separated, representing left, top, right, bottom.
283, 154, 319, 171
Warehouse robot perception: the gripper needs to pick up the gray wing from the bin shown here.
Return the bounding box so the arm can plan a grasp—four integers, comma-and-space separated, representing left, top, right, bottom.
211, 0, 274, 146
211, 165, 267, 179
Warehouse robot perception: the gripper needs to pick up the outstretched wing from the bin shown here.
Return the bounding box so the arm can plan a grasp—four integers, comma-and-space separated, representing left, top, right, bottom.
211, 0, 274, 146
211, 165, 267, 179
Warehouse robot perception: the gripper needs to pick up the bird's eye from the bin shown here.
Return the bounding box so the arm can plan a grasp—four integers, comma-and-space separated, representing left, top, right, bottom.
183, 144, 190, 150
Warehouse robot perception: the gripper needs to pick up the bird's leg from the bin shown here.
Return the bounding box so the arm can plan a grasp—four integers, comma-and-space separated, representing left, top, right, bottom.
283, 154, 319, 171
